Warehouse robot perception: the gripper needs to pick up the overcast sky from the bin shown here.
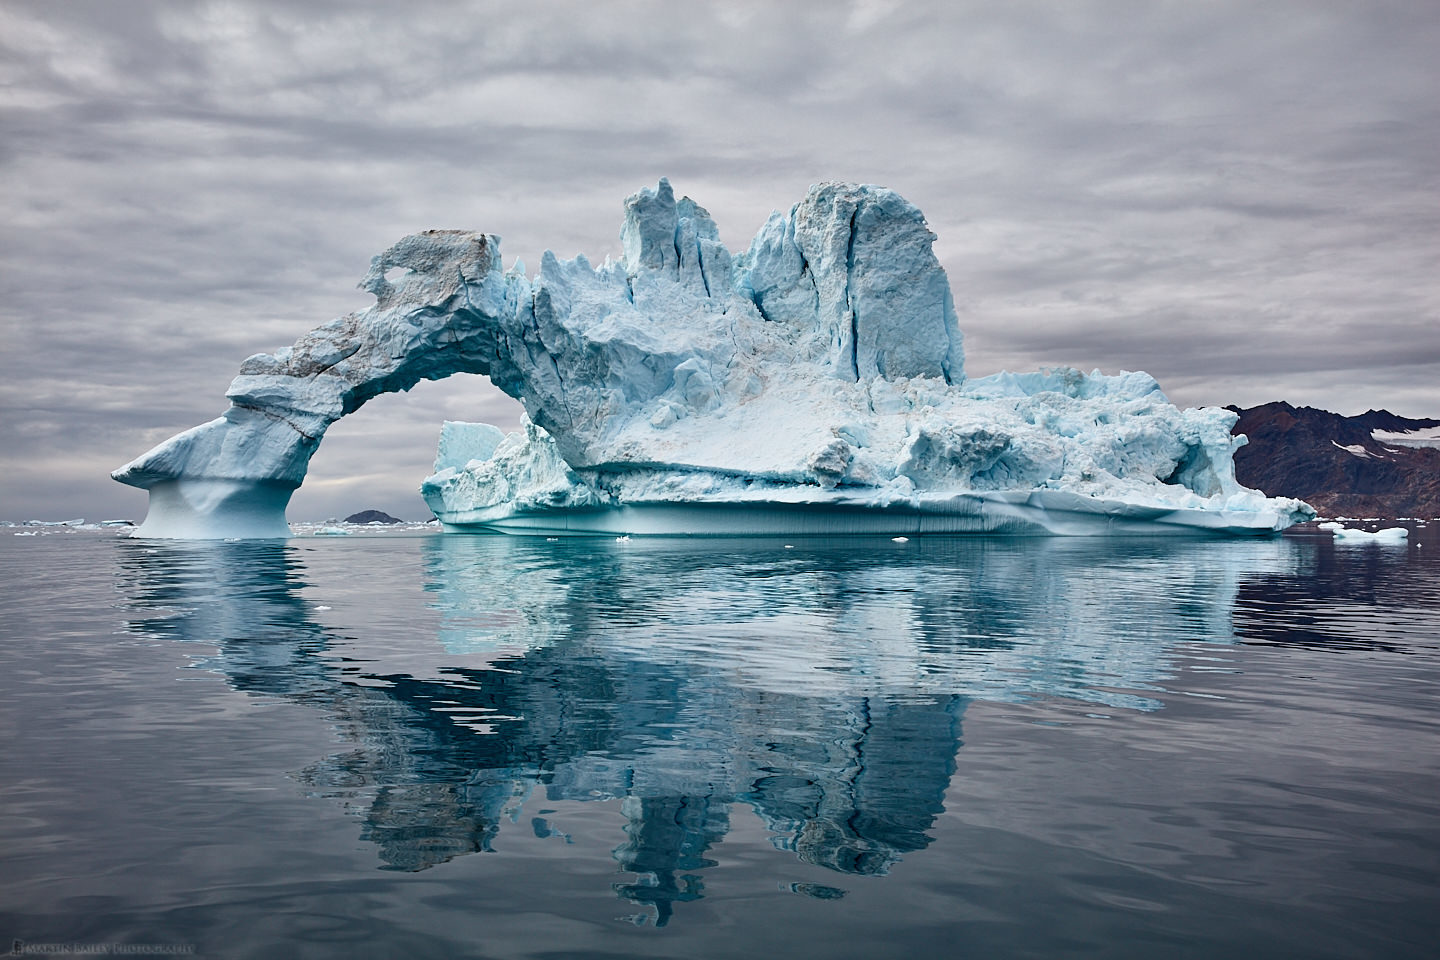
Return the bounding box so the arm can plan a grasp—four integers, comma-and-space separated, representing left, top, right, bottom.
3, 0, 1437, 521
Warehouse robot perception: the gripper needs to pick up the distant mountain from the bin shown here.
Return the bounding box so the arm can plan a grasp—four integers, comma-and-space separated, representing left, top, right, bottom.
1227, 402, 1440, 518
344, 509, 402, 524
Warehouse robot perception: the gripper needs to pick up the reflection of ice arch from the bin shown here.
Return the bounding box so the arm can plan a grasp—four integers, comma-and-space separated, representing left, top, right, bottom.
115, 539, 334, 699
115, 534, 1302, 925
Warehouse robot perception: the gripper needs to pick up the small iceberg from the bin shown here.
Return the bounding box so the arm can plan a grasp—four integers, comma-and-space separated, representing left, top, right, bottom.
1318, 522, 1409, 543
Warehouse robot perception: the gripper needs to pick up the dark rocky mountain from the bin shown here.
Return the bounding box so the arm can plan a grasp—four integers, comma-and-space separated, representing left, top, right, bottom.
1228, 402, 1440, 518
344, 509, 402, 524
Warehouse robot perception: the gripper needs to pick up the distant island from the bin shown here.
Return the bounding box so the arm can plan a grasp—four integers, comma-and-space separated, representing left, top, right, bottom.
1229, 403, 1440, 518
344, 510, 403, 524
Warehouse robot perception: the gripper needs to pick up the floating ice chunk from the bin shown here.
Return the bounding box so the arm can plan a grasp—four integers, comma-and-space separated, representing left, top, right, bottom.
892, 537, 909, 542
1320, 522, 1409, 543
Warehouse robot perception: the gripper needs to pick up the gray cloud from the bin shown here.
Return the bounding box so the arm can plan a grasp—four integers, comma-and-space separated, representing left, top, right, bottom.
2, 0, 1437, 520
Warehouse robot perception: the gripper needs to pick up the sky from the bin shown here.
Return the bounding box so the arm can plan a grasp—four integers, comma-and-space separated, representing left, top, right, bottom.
2, 0, 1437, 522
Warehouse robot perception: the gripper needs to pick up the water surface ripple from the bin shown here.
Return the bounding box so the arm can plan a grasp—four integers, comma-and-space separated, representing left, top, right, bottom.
1, 527, 1437, 958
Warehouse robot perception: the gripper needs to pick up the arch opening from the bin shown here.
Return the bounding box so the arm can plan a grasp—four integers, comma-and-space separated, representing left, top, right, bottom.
290, 375, 525, 523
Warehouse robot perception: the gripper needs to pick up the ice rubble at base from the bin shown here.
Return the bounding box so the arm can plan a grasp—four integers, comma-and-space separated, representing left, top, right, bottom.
114, 178, 1313, 539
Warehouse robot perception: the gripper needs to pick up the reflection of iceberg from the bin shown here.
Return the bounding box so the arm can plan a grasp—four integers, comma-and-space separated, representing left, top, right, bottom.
423, 538, 570, 655
425, 535, 1300, 709
612, 795, 727, 926
115, 534, 1304, 924
114, 180, 1311, 538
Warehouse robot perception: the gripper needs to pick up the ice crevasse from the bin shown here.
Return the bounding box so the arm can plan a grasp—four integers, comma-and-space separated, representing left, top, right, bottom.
113, 179, 1314, 538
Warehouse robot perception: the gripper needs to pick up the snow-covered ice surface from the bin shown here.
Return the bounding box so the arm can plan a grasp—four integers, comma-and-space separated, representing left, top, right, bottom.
114, 179, 1313, 539
1331, 441, 1376, 459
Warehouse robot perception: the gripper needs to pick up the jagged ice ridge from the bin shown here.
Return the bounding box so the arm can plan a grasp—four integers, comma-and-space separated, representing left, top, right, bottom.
113, 179, 1314, 538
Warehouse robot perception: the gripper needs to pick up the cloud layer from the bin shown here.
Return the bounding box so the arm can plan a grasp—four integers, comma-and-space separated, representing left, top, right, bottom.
3, 0, 1437, 520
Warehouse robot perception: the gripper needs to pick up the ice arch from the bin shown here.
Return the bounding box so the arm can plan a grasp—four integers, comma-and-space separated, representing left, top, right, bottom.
114, 179, 968, 538
112, 230, 524, 537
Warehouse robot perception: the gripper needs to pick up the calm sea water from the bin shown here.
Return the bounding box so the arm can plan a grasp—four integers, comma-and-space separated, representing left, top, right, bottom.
2, 525, 1437, 959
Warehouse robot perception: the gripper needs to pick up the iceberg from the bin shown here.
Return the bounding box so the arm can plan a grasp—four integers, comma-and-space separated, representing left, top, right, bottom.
114, 179, 1314, 539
